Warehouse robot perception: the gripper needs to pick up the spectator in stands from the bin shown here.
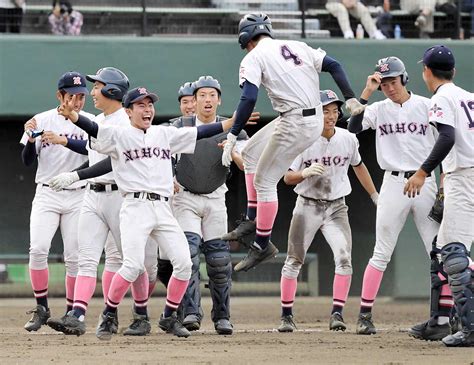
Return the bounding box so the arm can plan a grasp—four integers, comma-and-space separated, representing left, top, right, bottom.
0, 0, 24, 33
387, 0, 456, 38
325, 0, 386, 39
48, 0, 83, 36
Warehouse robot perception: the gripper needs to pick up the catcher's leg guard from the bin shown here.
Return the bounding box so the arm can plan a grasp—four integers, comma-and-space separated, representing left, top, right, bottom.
441, 242, 474, 332
429, 240, 452, 321
203, 239, 232, 322
157, 259, 173, 288
181, 232, 202, 319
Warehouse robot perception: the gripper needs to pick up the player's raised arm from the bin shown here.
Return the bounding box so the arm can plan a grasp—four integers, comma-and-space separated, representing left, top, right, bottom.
58, 94, 99, 138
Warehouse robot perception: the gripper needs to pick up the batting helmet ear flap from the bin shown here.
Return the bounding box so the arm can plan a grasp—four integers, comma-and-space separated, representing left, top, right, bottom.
101, 83, 127, 101
238, 31, 251, 50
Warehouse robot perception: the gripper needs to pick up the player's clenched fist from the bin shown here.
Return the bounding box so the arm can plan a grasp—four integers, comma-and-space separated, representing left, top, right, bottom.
222, 133, 237, 167
301, 163, 325, 179
345, 98, 365, 116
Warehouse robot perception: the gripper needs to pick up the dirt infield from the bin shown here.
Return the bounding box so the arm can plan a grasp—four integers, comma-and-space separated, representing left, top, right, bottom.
0, 297, 472, 364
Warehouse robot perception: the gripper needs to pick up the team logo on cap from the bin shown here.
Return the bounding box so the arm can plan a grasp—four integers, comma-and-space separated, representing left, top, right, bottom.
379, 63, 390, 72
73, 77, 82, 85
325, 90, 337, 99
138, 87, 148, 95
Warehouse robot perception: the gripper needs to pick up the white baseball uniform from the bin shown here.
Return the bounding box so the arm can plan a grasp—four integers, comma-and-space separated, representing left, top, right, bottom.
89, 123, 197, 283
361, 93, 440, 271
282, 127, 361, 279
239, 37, 325, 202
428, 83, 474, 251
20, 109, 92, 275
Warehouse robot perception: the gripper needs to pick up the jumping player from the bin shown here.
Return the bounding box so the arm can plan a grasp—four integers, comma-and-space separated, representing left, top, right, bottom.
221, 13, 365, 272
57, 86, 241, 339
20, 71, 92, 332
278, 90, 378, 333
348, 57, 446, 336
404, 45, 474, 347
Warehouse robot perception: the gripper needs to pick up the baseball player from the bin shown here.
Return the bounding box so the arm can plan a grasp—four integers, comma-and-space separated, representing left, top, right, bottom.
404, 45, 474, 347
21, 71, 92, 332
220, 13, 365, 272
347, 56, 446, 336
169, 76, 250, 335
56, 86, 240, 339
46, 67, 152, 337
278, 90, 378, 333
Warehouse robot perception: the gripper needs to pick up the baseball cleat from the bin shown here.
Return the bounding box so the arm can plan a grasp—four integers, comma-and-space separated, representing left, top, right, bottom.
123, 312, 151, 336
329, 312, 347, 332
159, 313, 191, 338
222, 218, 256, 242
47, 311, 86, 336
278, 315, 297, 333
96, 312, 117, 341
356, 313, 376, 335
408, 319, 450, 341
214, 318, 233, 335
234, 242, 279, 272
24, 305, 50, 332
182, 314, 201, 331
442, 330, 474, 347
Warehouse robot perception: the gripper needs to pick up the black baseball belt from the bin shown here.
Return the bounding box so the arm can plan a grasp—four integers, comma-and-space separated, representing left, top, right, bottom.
88, 183, 119, 192
390, 171, 431, 179
279, 108, 316, 117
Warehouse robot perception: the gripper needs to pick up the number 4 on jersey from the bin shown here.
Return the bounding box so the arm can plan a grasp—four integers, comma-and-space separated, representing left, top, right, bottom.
281, 45, 302, 66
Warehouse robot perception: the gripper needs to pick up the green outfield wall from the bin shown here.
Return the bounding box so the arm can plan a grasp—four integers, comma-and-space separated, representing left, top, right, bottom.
1, 36, 472, 298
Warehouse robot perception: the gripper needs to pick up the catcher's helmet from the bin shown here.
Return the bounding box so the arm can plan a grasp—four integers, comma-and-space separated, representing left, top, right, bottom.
374, 56, 409, 86
194, 75, 221, 95
238, 13, 274, 49
86, 67, 130, 101
178, 82, 196, 101
320, 90, 344, 120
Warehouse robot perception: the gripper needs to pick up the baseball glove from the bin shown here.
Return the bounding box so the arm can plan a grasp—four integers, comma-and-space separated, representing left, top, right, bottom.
428, 189, 444, 223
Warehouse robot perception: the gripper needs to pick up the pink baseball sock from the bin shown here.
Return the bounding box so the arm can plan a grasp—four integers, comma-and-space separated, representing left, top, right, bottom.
30, 268, 49, 308
164, 276, 189, 315
65, 275, 76, 311
131, 272, 149, 315
333, 274, 352, 312
245, 173, 257, 220
72, 275, 97, 314
106, 273, 132, 310
360, 264, 384, 313
101, 270, 116, 304
148, 280, 157, 299
280, 276, 297, 315
255, 201, 278, 249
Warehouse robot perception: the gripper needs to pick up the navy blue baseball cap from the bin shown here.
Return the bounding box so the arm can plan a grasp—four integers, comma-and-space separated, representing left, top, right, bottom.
57, 71, 89, 94
418, 45, 455, 71
123, 87, 159, 108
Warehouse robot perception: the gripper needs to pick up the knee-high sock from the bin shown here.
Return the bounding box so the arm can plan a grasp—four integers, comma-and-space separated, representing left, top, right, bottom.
360, 264, 384, 313
65, 274, 76, 312
280, 276, 297, 316
101, 270, 116, 304
164, 276, 189, 317
245, 173, 257, 220
131, 272, 149, 316
255, 201, 278, 249
106, 273, 132, 312
30, 268, 49, 308
332, 274, 351, 314
72, 275, 96, 317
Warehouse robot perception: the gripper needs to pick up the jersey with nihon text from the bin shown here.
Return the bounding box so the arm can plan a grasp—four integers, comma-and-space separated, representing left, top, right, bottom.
361, 93, 437, 171
90, 124, 197, 197
239, 37, 326, 113
428, 83, 474, 173
290, 127, 361, 200
20, 108, 92, 188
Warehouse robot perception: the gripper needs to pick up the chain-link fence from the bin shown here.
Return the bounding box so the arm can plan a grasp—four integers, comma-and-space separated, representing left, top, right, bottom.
1, 0, 471, 38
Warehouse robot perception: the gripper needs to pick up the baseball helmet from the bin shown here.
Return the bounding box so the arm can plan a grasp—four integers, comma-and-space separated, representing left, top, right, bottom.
86, 67, 130, 101
238, 13, 274, 49
178, 82, 196, 101
320, 90, 344, 120
374, 56, 409, 86
193, 75, 221, 95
